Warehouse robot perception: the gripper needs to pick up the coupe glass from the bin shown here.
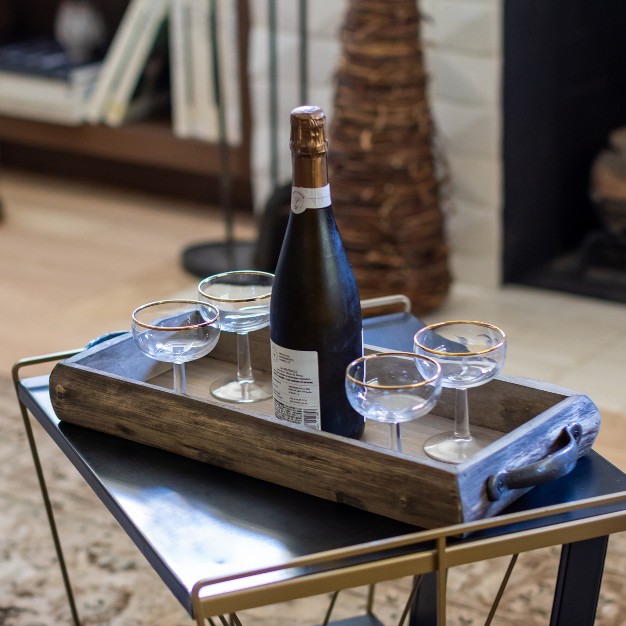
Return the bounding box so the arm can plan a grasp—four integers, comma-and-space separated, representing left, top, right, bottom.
198, 270, 273, 403
131, 299, 220, 395
345, 352, 442, 452
414, 320, 507, 464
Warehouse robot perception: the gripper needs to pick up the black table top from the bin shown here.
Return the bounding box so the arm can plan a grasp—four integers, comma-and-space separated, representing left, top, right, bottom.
16, 313, 626, 616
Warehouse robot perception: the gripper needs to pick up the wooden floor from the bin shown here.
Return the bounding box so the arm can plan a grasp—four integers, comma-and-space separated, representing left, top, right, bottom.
0, 168, 256, 376
2, 168, 625, 471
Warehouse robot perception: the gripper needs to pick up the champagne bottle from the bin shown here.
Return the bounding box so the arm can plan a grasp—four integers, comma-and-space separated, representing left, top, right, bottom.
270, 105, 365, 439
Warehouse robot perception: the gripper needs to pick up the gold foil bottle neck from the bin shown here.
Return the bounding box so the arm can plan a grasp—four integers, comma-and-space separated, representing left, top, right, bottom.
290, 105, 328, 157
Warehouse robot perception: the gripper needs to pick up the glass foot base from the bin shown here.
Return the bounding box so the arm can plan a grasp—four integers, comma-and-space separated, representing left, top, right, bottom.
210, 373, 272, 403
424, 430, 496, 464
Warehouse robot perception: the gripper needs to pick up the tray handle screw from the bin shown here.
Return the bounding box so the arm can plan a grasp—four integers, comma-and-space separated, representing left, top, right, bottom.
55, 384, 68, 399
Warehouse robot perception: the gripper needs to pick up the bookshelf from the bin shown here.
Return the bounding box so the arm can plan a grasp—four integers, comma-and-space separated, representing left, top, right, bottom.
0, 0, 252, 207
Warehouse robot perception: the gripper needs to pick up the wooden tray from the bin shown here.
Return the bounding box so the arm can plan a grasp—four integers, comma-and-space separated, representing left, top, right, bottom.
49, 327, 601, 529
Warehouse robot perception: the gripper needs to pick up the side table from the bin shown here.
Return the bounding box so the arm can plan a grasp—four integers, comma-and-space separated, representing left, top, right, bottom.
11, 309, 626, 626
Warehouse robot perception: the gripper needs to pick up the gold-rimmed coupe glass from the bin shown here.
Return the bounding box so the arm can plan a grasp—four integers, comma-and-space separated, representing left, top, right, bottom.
345, 352, 442, 452
131, 299, 220, 395
198, 270, 273, 403
414, 320, 506, 464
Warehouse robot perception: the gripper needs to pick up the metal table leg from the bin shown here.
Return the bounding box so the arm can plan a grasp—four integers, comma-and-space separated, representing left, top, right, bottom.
409, 535, 609, 626
550, 536, 609, 626
12, 352, 83, 625
408, 572, 438, 626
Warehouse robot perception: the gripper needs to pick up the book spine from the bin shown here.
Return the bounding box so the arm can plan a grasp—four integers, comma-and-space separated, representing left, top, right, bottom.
85, 0, 152, 124
0, 72, 69, 103
169, 0, 193, 138
0, 65, 99, 104
0, 65, 99, 124
189, 0, 219, 141
216, 0, 242, 146
103, 0, 169, 126
0, 96, 84, 125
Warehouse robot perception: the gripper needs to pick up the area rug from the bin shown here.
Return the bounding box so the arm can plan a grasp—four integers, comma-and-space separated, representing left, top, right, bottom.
1, 375, 625, 626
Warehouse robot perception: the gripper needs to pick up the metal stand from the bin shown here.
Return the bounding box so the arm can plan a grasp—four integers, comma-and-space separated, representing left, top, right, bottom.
181, 0, 256, 278
182, 0, 309, 278
550, 536, 609, 626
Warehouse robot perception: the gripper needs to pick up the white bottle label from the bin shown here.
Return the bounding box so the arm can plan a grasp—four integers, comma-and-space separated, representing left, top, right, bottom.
291, 184, 331, 213
270, 340, 322, 430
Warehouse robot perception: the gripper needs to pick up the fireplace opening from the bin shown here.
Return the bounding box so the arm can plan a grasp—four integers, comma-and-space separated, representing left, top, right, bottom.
502, 0, 626, 303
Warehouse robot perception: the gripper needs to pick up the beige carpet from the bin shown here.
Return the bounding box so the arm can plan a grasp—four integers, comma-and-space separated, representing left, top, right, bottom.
2, 375, 625, 626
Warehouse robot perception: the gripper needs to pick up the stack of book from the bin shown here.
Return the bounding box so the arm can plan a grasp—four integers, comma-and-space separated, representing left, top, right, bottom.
0, 0, 242, 140
85, 0, 170, 127
168, 0, 241, 144
86, 0, 241, 141
0, 37, 101, 125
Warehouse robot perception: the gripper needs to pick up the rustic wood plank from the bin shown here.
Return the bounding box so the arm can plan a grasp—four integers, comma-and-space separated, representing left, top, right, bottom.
50, 361, 459, 528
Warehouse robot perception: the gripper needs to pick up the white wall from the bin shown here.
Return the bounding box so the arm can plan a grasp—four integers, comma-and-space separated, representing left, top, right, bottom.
248, 0, 504, 287
421, 0, 503, 287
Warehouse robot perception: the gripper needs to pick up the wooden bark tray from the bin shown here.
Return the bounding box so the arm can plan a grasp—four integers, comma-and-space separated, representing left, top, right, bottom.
49, 328, 601, 529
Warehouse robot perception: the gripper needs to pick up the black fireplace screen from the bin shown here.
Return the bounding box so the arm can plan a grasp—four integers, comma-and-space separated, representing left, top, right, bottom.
502, 0, 626, 303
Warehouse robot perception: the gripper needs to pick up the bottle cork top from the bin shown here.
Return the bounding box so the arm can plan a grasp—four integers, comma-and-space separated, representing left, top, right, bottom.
290, 105, 328, 157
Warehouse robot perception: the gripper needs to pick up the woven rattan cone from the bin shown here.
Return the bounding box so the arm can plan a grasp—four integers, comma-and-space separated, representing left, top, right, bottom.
329, 0, 451, 315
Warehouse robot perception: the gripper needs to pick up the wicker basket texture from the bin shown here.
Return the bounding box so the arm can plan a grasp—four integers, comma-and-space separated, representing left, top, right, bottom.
329, 0, 451, 314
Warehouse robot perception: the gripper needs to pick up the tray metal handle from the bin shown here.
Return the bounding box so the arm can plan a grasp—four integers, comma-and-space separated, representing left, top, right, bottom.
360, 294, 412, 319
487, 424, 583, 501
84, 330, 127, 349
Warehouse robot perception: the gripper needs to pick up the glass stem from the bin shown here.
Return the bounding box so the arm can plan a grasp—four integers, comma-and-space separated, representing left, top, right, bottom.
389, 422, 402, 452
454, 388, 471, 440
173, 363, 186, 395
236, 332, 254, 383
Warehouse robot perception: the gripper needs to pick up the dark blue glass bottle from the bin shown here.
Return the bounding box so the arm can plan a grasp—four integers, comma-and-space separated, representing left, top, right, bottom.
270, 106, 364, 439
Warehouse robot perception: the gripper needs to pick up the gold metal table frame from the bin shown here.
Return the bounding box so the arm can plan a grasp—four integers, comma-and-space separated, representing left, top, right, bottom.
188, 493, 626, 625
12, 350, 626, 626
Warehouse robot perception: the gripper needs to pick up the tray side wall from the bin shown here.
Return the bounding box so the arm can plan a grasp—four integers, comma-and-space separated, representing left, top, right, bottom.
50, 361, 461, 529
